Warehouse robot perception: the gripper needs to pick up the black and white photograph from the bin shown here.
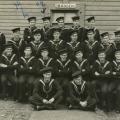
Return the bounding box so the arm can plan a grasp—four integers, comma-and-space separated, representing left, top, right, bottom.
0, 0, 119, 120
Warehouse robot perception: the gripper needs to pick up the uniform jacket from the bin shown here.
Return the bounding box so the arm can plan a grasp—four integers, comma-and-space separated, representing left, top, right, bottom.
33, 78, 62, 100
56, 58, 72, 77
71, 26, 87, 42
19, 56, 36, 74
71, 59, 90, 76
92, 59, 112, 79
36, 57, 57, 74
23, 26, 37, 43
49, 39, 66, 59
30, 41, 47, 57
0, 32, 6, 55
111, 60, 120, 76
7, 38, 25, 56
0, 53, 18, 73
85, 40, 101, 65
69, 80, 90, 103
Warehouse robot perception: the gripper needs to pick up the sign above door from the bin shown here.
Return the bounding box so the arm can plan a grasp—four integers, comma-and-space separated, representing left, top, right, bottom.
55, 4, 77, 9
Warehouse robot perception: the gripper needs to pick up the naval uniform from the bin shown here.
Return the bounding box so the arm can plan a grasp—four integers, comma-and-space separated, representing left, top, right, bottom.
30, 41, 47, 58
85, 40, 101, 66
71, 26, 87, 42
71, 59, 90, 81
23, 26, 37, 43
49, 39, 66, 59
29, 78, 63, 109
7, 38, 25, 57
92, 59, 112, 110
0, 32, 6, 55
18, 55, 36, 102
0, 53, 18, 99
111, 60, 120, 111
67, 80, 96, 111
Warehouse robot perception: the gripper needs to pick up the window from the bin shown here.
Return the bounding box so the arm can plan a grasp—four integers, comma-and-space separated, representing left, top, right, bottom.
51, 10, 79, 25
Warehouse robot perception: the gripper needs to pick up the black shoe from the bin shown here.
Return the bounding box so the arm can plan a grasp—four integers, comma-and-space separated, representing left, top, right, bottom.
115, 110, 120, 114
37, 105, 46, 111
68, 104, 73, 110
46, 105, 56, 110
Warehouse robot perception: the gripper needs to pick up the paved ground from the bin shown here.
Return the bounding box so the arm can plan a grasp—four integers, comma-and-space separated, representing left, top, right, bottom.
0, 100, 120, 120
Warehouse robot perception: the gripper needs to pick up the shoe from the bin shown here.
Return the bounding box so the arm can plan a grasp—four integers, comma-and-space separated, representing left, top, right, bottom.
37, 105, 46, 111
116, 110, 120, 114
68, 104, 73, 110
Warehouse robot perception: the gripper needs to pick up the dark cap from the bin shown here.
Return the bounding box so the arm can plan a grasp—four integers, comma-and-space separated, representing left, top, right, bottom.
70, 29, 78, 36
27, 17, 36, 22
101, 32, 109, 38
86, 16, 95, 22
24, 43, 32, 49
74, 48, 83, 55
72, 71, 81, 78
40, 45, 49, 52
12, 27, 20, 33
40, 67, 53, 74
3, 43, 13, 49
72, 16, 80, 21
52, 27, 61, 33
98, 48, 105, 54
115, 50, 120, 54
42, 16, 51, 21
56, 17, 64, 22
114, 30, 120, 36
87, 28, 94, 34
33, 29, 42, 35
58, 48, 68, 55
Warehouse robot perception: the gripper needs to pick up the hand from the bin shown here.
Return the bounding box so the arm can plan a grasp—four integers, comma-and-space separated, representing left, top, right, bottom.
48, 98, 55, 104
82, 69, 85, 72
80, 101, 87, 107
113, 72, 116, 75
29, 67, 32, 70
20, 65, 23, 68
13, 62, 18, 65
0, 64, 7, 68
43, 99, 49, 104
105, 71, 110, 75
95, 72, 100, 76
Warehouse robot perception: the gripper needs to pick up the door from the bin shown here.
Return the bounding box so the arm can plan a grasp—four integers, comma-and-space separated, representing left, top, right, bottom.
51, 10, 79, 27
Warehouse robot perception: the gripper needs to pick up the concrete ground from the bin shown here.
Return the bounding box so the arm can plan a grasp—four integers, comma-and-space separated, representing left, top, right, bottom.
0, 100, 120, 120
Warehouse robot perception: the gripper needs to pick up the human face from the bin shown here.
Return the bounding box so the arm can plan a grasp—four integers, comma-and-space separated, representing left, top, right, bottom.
58, 19, 64, 28
24, 47, 32, 56
43, 72, 52, 83
60, 53, 68, 61
34, 34, 41, 42
5, 47, 13, 56
71, 33, 78, 42
74, 75, 82, 85
41, 50, 49, 58
98, 52, 106, 62
29, 19, 36, 27
87, 32, 95, 41
75, 52, 83, 60
88, 20, 95, 29
115, 52, 120, 60
43, 20, 50, 28
101, 36, 110, 45
115, 35, 120, 43
73, 20, 80, 27
13, 31, 20, 40
53, 31, 60, 40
